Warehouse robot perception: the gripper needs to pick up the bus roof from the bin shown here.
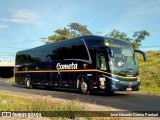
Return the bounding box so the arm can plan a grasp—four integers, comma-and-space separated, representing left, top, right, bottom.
16, 35, 130, 54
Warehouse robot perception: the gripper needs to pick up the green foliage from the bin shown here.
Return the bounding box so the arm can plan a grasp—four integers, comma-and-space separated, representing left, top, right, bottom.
47, 23, 92, 43
106, 29, 150, 49
132, 30, 150, 49
138, 51, 160, 95
47, 27, 70, 44
68, 23, 92, 36
106, 29, 131, 42
8, 77, 15, 83
47, 23, 149, 49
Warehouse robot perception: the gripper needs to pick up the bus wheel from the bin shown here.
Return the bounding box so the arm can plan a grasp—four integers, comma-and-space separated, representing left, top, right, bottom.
26, 79, 33, 89
80, 80, 90, 95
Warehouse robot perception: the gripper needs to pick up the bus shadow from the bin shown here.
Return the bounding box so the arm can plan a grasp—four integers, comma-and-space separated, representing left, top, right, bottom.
34, 86, 130, 97
12, 83, 26, 88
11, 83, 130, 97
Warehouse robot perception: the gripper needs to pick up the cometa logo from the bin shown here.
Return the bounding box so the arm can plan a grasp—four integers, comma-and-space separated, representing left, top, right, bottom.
56, 62, 78, 70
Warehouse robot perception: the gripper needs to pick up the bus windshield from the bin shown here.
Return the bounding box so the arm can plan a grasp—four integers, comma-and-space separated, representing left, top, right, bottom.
109, 44, 138, 76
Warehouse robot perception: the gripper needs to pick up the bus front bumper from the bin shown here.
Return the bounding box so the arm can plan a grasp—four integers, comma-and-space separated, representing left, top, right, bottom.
109, 80, 140, 91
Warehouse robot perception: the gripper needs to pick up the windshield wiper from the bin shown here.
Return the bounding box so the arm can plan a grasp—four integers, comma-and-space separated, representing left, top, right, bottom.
126, 68, 137, 74
118, 69, 136, 75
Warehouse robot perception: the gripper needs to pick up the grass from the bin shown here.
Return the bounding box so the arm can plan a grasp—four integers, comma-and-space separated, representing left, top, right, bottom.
138, 50, 160, 95
0, 91, 127, 120
8, 77, 15, 83
0, 91, 86, 119
0, 92, 55, 111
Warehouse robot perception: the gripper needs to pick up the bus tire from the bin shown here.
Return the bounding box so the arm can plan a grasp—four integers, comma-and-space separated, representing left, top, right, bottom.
26, 78, 33, 89
80, 80, 90, 95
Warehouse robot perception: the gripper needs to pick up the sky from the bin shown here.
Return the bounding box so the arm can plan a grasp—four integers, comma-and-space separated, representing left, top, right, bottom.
0, 0, 160, 62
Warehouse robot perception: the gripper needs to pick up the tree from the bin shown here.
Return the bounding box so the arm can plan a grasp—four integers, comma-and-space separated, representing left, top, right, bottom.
47, 23, 149, 49
68, 23, 92, 37
106, 29, 131, 42
106, 29, 150, 49
132, 30, 150, 49
47, 27, 70, 44
47, 23, 92, 43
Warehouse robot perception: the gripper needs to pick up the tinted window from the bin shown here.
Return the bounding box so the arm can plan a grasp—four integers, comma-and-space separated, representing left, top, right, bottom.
50, 41, 89, 60
70, 41, 89, 60
85, 39, 105, 48
50, 44, 70, 60
16, 52, 41, 64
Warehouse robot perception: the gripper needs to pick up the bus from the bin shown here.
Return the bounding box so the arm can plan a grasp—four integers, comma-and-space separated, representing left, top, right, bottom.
15, 35, 146, 95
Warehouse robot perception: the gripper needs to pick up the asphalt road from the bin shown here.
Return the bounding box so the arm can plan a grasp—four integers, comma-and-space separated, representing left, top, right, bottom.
0, 78, 160, 111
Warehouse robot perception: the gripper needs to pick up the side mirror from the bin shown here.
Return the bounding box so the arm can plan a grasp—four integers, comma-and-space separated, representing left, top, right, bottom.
135, 50, 147, 61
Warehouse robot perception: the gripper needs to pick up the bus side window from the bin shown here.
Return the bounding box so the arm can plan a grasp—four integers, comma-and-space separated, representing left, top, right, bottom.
98, 53, 107, 71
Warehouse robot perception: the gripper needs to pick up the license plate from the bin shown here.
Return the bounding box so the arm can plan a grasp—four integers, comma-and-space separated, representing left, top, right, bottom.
126, 88, 132, 91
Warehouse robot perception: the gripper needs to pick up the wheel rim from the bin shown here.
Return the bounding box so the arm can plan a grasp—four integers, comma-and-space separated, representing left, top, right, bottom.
81, 81, 88, 92
26, 79, 30, 87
